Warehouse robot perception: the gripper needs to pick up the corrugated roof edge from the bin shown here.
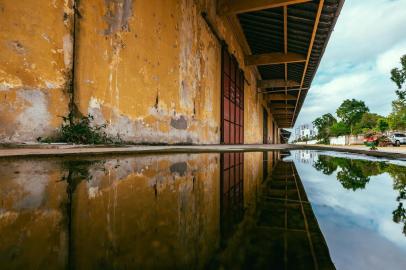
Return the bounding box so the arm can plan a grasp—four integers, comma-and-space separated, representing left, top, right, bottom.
293, 0, 345, 126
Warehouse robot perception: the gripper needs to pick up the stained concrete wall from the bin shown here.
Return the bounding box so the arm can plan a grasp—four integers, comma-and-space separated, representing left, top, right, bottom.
0, 0, 279, 144
0, 0, 73, 142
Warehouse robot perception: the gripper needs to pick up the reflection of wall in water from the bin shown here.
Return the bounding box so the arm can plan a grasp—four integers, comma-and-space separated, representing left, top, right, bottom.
1, 152, 279, 269
0, 159, 68, 269
72, 154, 220, 269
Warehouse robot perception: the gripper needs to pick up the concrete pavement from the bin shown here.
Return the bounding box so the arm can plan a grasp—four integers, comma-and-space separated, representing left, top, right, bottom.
0, 144, 296, 158
1, 143, 406, 160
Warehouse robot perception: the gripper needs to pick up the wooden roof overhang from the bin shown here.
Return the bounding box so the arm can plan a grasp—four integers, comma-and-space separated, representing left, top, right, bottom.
218, 0, 345, 128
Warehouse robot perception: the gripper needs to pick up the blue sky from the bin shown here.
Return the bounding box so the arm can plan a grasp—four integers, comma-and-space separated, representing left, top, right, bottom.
294, 0, 406, 128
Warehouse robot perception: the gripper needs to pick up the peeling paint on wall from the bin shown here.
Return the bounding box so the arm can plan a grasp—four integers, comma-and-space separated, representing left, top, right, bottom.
1, 0, 278, 144
0, 0, 73, 142
103, 0, 133, 35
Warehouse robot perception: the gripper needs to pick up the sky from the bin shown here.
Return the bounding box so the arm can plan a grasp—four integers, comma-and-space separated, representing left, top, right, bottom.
294, 0, 406, 129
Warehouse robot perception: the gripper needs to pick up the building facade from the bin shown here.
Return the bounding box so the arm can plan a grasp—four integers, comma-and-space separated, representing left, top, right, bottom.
0, 0, 343, 144
295, 123, 317, 141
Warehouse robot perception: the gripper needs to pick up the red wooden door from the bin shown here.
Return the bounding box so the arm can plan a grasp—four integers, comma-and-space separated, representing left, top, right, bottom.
221, 47, 244, 144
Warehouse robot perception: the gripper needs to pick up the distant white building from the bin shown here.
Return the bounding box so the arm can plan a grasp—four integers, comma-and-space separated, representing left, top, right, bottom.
295, 123, 317, 141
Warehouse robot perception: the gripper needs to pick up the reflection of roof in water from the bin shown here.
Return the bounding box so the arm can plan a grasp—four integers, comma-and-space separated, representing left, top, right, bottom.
256, 160, 335, 269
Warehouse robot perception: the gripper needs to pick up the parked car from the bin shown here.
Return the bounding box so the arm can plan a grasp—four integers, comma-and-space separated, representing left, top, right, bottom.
390, 133, 406, 146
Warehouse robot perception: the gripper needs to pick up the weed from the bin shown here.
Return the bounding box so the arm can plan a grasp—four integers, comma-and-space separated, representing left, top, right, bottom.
38, 113, 122, 145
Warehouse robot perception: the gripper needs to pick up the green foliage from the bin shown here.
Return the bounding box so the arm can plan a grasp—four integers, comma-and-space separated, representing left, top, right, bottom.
391, 54, 406, 101
60, 114, 115, 144
369, 144, 378, 150
336, 99, 369, 134
38, 113, 122, 144
388, 55, 406, 131
330, 122, 350, 137
353, 113, 381, 134
312, 113, 337, 141
376, 117, 390, 132
388, 99, 406, 131
313, 156, 337, 175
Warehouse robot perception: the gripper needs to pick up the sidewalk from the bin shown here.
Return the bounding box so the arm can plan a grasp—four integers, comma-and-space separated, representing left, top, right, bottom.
0, 143, 405, 159
303, 144, 406, 159
0, 144, 295, 158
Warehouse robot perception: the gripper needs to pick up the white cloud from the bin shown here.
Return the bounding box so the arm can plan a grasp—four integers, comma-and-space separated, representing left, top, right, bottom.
376, 41, 406, 74
295, 0, 406, 127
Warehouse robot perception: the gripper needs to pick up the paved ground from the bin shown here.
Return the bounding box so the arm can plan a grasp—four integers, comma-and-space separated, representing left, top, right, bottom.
303, 144, 406, 159
0, 144, 296, 158
1, 143, 406, 159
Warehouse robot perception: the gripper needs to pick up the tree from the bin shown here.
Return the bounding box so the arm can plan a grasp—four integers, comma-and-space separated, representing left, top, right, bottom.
388, 55, 406, 131
353, 112, 381, 134
330, 122, 350, 137
312, 113, 337, 142
388, 98, 406, 131
391, 54, 406, 101
336, 99, 369, 134
376, 117, 389, 133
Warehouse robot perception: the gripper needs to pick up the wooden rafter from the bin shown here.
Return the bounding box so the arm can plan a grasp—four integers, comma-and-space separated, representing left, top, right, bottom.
269, 103, 295, 109
271, 108, 294, 113
218, 0, 312, 15
273, 112, 294, 116
267, 93, 297, 101
291, 0, 324, 123
274, 116, 293, 120
283, 5, 289, 125
245, 52, 305, 66
257, 79, 300, 89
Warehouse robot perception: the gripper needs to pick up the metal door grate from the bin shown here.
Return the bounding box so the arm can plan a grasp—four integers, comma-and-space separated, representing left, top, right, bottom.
221, 47, 244, 144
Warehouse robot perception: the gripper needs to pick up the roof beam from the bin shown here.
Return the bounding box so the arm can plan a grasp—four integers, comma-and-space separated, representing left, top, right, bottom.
271, 109, 294, 114
273, 113, 294, 116
218, 0, 313, 15
292, 0, 324, 123
257, 79, 301, 89
269, 103, 295, 109
274, 116, 293, 120
284, 5, 289, 117
245, 52, 306, 66
267, 93, 297, 101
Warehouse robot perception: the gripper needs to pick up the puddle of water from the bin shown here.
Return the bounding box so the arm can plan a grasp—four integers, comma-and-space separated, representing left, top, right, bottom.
0, 150, 405, 269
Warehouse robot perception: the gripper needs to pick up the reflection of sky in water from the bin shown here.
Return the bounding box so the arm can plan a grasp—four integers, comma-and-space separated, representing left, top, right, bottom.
286, 150, 406, 270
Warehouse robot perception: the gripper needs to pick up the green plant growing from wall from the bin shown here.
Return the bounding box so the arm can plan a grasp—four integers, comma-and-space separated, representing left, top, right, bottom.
38, 113, 122, 144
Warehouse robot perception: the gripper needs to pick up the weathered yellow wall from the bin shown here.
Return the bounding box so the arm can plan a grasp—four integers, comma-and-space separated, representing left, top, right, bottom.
74, 0, 220, 143
0, 0, 279, 144
74, 0, 277, 144
0, 0, 73, 142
